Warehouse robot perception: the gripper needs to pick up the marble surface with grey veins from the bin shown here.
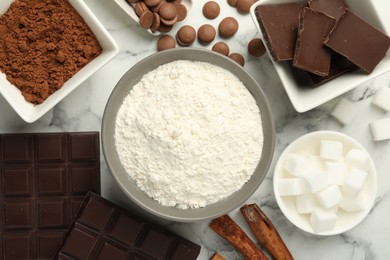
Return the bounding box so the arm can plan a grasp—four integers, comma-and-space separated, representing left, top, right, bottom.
0, 0, 390, 259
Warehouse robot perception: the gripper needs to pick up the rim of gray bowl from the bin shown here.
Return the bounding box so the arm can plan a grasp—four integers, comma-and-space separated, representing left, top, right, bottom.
101, 47, 275, 222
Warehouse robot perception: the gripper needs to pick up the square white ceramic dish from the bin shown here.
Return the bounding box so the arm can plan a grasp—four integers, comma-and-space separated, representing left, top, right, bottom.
0, 0, 119, 123
113, 0, 192, 36
250, 0, 390, 112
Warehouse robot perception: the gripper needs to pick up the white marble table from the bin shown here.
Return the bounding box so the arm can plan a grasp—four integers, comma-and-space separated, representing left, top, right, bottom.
1, 0, 390, 259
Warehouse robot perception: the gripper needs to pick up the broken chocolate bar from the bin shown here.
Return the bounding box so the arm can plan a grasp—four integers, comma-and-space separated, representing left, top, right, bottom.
54, 192, 201, 260
308, 0, 348, 21
293, 7, 336, 76
0, 132, 101, 260
255, 2, 307, 61
325, 9, 390, 73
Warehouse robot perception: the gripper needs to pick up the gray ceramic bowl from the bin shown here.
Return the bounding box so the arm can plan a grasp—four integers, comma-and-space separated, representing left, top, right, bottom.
102, 48, 275, 222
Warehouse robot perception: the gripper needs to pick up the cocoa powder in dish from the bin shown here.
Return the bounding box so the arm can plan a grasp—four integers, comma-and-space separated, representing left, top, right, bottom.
0, 0, 102, 104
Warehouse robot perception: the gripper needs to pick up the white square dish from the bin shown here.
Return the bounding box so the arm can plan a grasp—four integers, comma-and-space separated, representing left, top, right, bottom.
0, 0, 119, 123
250, 0, 390, 112
113, 0, 192, 36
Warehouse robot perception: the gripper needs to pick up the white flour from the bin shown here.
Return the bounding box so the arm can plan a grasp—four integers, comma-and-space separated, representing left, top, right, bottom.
115, 60, 263, 209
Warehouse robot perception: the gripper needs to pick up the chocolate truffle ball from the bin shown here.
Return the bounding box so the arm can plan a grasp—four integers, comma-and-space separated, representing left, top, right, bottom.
236, 0, 255, 14
176, 25, 196, 46
198, 24, 216, 45
157, 35, 176, 51
202, 1, 220, 19
248, 38, 266, 57
218, 17, 239, 38
212, 42, 230, 56
229, 52, 245, 66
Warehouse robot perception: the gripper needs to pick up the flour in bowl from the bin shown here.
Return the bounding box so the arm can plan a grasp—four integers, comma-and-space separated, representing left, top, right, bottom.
115, 60, 263, 209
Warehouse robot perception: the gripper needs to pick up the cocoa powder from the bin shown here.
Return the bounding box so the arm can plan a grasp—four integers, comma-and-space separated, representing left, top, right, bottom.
0, 0, 102, 104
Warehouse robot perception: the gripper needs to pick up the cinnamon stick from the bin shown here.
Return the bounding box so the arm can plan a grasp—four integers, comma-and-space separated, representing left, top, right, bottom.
240, 204, 293, 260
209, 214, 268, 260
210, 252, 226, 260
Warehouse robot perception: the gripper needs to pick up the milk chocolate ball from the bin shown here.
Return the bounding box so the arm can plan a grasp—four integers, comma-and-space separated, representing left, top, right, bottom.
202, 1, 220, 19
176, 25, 196, 46
248, 38, 266, 57
212, 42, 230, 56
198, 24, 216, 45
236, 0, 255, 14
157, 35, 176, 51
229, 52, 245, 66
227, 0, 238, 7
218, 17, 239, 38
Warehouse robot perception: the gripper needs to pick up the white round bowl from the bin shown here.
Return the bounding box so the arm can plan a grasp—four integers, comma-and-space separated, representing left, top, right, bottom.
273, 131, 377, 235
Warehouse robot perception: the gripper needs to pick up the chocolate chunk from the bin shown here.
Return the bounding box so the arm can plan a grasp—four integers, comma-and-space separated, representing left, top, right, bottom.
0, 132, 101, 259
308, 54, 358, 86
255, 2, 307, 61
293, 8, 336, 76
325, 9, 390, 73
308, 0, 348, 21
54, 192, 201, 260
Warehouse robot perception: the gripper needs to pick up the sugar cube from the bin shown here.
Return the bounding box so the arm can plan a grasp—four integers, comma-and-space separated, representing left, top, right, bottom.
316, 185, 343, 209
339, 193, 368, 212
310, 207, 337, 233
326, 162, 348, 185
345, 148, 369, 170
320, 140, 343, 160
343, 168, 368, 197
371, 87, 390, 112
284, 154, 310, 177
300, 169, 328, 193
295, 193, 317, 214
278, 178, 307, 196
370, 117, 390, 141
308, 155, 325, 170
330, 97, 358, 125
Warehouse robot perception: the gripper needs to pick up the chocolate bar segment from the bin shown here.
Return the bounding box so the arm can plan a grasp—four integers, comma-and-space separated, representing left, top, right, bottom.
325, 9, 390, 73
0, 132, 101, 260
255, 2, 307, 61
55, 192, 201, 260
308, 0, 348, 21
293, 8, 335, 76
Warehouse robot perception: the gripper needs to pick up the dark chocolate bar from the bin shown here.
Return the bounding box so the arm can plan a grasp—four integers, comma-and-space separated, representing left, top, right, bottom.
293, 8, 335, 76
55, 192, 201, 260
308, 53, 358, 86
0, 132, 101, 260
255, 2, 307, 61
325, 9, 390, 73
308, 0, 348, 21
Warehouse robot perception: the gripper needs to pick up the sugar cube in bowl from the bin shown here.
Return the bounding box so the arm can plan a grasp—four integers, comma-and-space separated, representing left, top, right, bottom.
273, 131, 377, 235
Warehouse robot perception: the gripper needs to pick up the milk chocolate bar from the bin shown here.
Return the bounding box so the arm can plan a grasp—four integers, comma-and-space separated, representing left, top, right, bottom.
325, 9, 390, 73
0, 132, 101, 259
308, 0, 348, 21
54, 192, 201, 260
293, 8, 335, 76
255, 2, 307, 61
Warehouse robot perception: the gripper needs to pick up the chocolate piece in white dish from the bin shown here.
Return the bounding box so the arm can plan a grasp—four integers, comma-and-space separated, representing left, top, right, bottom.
308, 0, 348, 21
324, 9, 390, 74
255, 2, 307, 61
293, 7, 335, 76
